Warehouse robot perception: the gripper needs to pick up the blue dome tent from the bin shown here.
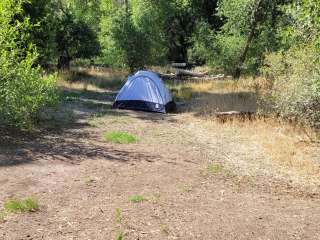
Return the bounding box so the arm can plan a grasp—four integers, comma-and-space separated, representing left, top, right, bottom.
113, 71, 176, 113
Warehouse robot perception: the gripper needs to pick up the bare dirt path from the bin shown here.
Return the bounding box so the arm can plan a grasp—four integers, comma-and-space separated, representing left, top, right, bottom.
1, 92, 320, 240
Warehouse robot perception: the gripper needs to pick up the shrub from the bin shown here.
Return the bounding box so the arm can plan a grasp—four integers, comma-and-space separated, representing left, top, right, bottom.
261, 42, 320, 128
0, 0, 57, 129
188, 21, 246, 73
100, 9, 151, 72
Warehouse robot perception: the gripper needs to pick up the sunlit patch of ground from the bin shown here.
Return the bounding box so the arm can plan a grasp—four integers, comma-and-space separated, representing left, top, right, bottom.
0, 67, 319, 240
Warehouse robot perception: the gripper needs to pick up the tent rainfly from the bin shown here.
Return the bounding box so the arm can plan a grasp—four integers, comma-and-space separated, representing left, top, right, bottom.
113, 71, 176, 113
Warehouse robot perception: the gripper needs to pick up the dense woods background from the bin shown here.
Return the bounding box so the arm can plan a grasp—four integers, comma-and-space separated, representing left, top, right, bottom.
0, 0, 319, 129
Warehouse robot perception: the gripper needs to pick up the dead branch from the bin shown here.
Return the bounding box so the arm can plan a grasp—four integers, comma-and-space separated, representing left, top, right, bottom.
176, 69, 208, 77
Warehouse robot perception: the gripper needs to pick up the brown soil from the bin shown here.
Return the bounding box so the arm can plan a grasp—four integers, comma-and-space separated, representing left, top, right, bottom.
1, 89, 320, 240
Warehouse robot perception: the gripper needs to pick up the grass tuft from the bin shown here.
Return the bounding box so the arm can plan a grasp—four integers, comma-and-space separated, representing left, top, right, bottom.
207, 164, 224, 175
160, 224, 170, 235
115, 208, 122, 224
4, 197, 39, 213
104, 131, 138, 144
179, 185, 193, 193
128, 195, 147, 203
0, 211, 6, 222
116, 231, 124, 240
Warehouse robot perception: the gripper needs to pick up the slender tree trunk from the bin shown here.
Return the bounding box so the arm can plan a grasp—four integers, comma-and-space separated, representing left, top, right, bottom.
124, 0, 129, 14
233, 0, 263, 79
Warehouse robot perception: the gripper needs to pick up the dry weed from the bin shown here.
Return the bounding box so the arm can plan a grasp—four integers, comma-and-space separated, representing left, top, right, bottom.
57, 67, 128, 91
220, 118, 320, 176
179, 77, 319, 178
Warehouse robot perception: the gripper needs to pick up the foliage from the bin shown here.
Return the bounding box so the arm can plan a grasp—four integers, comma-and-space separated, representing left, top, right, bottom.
0, 0, 57, 129
105, 9, 151, 71
259, 0, 320, 127
17, 0, 101, 68
189, 21, 246, 73
278, 0, 320, 48
100, 0, 169, 71
188, 21, 216, 65
20, 0, 58, 66
100, 0, 222, 66
190, 0, 284, 74
56, 11, 100, 65
262, 42, 320, 127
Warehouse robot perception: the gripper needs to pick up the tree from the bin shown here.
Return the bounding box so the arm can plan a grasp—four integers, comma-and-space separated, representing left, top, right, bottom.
233, 0, 263, 78
55, 8, 100, 69
100, 0, 165, 71
20, 0, 58, 66
0, 0, 57, 129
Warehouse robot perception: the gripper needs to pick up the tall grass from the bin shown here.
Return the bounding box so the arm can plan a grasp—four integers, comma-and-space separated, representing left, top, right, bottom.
170, 78, 258, 115
58, 67, 128, 91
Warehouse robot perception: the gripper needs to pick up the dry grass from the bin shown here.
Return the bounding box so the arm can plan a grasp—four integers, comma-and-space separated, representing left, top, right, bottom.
173, 79, 258, 115
58, 78, 103, 92
59, 67, 319, 177
57, 67, 128, 91
177, 77, 319, 178
255, 121, 319, 176
209, 118, 320, 177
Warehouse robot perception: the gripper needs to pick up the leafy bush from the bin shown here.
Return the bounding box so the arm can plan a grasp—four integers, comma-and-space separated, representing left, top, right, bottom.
56, 12, 101, 69
100, 7, 152, 72
188, 21, 217, 66
261, 43, 320, 127
188, 21, 247, 73
0, 0, 57, 129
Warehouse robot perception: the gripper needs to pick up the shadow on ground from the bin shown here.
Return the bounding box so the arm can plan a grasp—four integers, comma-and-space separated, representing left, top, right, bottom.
0, 82, 258, 167
0, 129, 161, 167
0, 87, 168, 167
178, 91, 258, 117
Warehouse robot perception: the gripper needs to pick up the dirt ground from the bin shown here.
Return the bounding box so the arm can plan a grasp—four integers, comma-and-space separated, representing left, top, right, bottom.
1, 87, 320, 240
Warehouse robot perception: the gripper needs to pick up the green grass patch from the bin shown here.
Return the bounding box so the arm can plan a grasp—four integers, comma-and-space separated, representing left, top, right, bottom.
4, 197, 39, 213
104, 131, 138, 144
207, 163, 224, 175
128, 195, 147, 203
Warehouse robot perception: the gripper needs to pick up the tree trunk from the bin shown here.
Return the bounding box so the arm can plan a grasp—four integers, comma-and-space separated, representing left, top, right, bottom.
57, 55, 70, 71
124, 0, 129, 14
57, 50, 71, 71
233, 0, 263, 79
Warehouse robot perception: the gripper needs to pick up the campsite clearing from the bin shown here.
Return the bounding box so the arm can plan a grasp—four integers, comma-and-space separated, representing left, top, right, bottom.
0, 70, 320, 240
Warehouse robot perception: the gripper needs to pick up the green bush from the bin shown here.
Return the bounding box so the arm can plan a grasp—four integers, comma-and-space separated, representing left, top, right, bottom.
100, 9, 151, 72
261, 43, 320, 127
188, 21, 246, 73
0, 0, 57, 129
